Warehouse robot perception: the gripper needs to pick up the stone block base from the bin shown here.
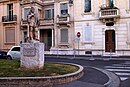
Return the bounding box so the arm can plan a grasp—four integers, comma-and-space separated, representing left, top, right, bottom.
21, 43, 44, 69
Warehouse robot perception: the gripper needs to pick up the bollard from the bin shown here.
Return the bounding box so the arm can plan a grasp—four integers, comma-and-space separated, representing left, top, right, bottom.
110, 49, 112, 58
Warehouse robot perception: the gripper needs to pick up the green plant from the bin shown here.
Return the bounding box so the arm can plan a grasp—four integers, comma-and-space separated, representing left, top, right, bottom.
0, 60, 79, 77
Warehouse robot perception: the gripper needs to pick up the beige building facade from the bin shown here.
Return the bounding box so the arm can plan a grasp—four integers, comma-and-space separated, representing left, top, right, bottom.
74, 0, 130, 56
0, 0, 21, 51
20, 0, 75, 54
1, 0, 130, 56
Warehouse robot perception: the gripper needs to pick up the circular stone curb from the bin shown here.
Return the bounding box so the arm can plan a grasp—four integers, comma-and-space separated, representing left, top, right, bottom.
0, 62, 84, 87
92, 67, 120, 87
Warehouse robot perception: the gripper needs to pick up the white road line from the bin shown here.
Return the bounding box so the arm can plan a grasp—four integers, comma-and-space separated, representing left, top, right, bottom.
115, 72, 130, 76
105, 66, 130, 69
106, 69, 130, 72
120, 77, 128, 81
113, 64, 130, 66
105, 64, 130, 81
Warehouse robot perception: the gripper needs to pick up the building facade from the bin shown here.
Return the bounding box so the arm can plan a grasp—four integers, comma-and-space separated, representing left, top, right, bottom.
1, 0, 130, 56
21, 0, 75, 55
74, 0, 130, 56
0, 0, 21, 51
50, 0, 74, 55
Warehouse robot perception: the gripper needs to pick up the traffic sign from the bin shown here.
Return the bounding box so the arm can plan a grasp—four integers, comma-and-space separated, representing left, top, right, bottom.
77, 32, 81, 37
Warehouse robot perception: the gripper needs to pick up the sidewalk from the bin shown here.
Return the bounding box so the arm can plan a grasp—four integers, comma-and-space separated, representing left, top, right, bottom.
45, 54, 130, 61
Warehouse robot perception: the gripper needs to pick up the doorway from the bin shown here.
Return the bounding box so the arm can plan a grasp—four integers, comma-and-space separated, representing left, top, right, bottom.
105, 30, 116, 52
40, 29, 52, 51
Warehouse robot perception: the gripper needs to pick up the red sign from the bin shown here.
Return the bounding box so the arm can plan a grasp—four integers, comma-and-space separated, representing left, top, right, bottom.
77, 32, 81, 37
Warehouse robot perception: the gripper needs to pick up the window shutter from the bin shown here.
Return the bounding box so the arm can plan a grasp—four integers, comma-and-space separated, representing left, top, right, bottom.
7, 4, 9, 16
45, 10, 48, 19
52, 9, 54, 18
5, 29, 15, 43
61, 29, 68, 43
48, 10, 51, 18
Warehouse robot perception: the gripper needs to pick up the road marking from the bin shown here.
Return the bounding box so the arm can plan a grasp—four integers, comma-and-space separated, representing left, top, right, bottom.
105, 62, 130, 81
120, 77, 128, 81
115, 72, 130, 76
112, 64, 130, 67
105, 66, 130, 69
106, 69, 130, 72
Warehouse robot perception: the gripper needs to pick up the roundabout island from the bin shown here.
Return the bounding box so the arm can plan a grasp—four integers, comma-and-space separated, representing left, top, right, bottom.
0, 60, 84, 87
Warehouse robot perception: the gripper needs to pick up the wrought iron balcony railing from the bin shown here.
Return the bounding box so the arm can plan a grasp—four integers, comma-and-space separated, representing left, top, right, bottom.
2, 15, 17, 23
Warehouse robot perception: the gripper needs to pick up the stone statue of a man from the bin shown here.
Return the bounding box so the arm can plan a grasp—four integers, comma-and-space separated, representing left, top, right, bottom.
27, 6, 40, 42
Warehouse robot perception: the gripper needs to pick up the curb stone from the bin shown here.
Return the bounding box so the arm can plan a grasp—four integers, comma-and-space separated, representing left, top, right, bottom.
0, 62, 84, 87
93, 67, 120, 87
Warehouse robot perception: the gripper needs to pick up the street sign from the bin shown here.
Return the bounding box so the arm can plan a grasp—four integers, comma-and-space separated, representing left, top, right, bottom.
76, 32, 81, 55
77, 32, 81, 38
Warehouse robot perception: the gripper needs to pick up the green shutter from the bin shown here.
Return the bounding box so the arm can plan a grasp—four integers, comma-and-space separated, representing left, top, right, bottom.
7, 4, 9, 16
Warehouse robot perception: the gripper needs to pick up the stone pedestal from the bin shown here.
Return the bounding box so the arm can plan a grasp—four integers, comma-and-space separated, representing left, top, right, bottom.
20, 43, 44, 69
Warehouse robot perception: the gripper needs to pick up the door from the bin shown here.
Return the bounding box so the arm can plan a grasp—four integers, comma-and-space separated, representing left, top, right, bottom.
105, 30, 115, 52
40, 29, 52, 51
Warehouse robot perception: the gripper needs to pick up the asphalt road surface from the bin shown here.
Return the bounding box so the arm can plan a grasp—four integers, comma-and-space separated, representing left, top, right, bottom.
45, 57, 130, 87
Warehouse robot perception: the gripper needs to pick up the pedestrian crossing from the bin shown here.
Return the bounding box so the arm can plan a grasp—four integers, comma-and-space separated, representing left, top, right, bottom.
104, 61, 130, 81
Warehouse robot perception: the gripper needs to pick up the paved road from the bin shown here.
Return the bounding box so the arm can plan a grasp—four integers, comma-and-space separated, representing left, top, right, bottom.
45, 57, 130, 87
103, 61, 130, 81
55, 67, 107, 87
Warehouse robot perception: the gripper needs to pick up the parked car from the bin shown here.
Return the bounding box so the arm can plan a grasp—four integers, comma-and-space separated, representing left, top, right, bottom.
0, 50, 7, 59
7, 46, 20, 60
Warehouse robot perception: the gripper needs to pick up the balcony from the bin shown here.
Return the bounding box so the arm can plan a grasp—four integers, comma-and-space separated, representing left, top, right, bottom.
21, 20, 28, 25
0, 0, 17, 2
43, 0, 54, 4
40, 19, 54, 26
56, 15, 70, 25
2, 15, 17, 23
99, 8, 120, 20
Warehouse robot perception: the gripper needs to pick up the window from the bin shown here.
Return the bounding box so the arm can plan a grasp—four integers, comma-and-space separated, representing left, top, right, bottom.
84, 0, 91, 12
5, 28, 15, 43
84, 26, 92, 42
45, 9, 54, 19
24, 8, 30, 20
24, 31, 27, 42
60, 29, 68, 43
108, 0, 114, 8
7, 4, 13, 21
11, 47, 20, 51
38, 9, 42, 18
60, 3, 68, 16
104, 0, 114, 8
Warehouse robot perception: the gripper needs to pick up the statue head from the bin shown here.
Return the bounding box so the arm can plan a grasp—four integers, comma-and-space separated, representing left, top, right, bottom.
30, 7, 35, 13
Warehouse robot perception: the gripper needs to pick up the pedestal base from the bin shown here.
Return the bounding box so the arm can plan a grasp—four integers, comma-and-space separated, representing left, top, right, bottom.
21, 43, 44, 69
